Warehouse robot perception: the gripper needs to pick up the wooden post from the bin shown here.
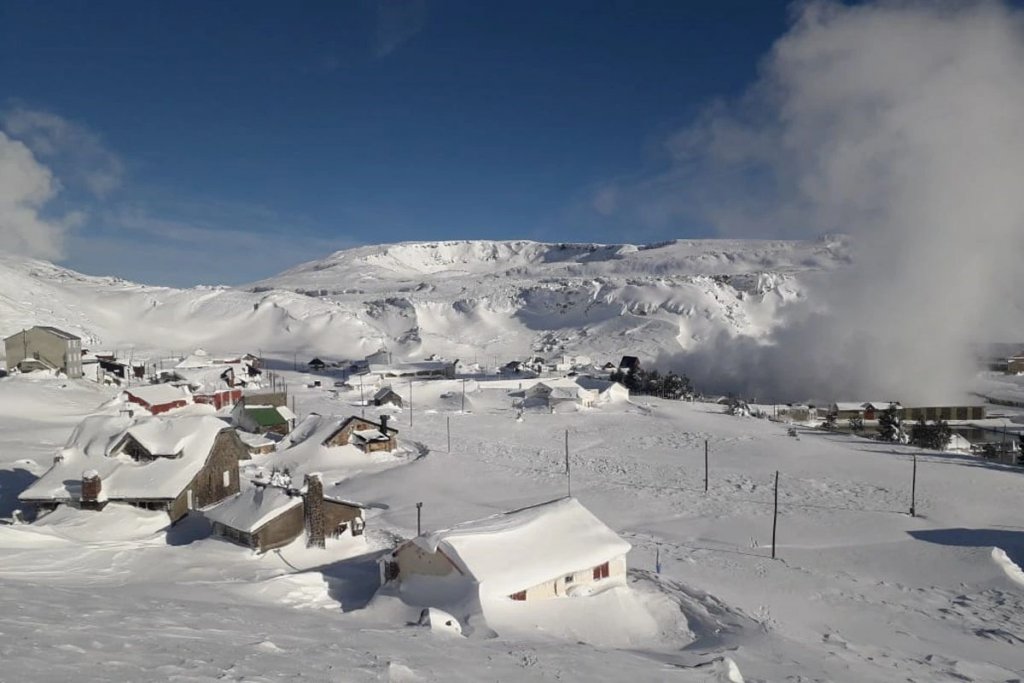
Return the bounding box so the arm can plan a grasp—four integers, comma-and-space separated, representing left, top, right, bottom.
359, 375, 365, 417
704, 439, 709, 493
416, 501, 423, 536
409, 379, 413, 427
771, 470, 779, 559
910, 454, 917, 517
447, 416, 451, 453
461, 379, 466, 412
565, 429, 571, 497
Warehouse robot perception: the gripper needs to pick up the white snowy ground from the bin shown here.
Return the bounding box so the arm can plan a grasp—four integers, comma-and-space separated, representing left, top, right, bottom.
1, 371, 1023, 682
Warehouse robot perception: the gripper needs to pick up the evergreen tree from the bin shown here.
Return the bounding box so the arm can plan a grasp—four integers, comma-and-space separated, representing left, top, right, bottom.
822, 411, 838, 431
877, 403, 902, 442
849, 416, 864, 433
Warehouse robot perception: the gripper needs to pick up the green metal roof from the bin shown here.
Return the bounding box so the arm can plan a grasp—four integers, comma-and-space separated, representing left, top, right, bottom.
246, 407, 288, 427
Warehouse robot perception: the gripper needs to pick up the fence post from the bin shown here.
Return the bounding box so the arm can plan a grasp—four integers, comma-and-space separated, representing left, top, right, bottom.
910, 454, 917, 517
704, 439, 709, 493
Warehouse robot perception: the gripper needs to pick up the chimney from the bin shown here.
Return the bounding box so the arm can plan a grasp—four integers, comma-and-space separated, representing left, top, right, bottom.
379, 414, 389, 432
303, 473, 325, 549
81, 470, 101, 508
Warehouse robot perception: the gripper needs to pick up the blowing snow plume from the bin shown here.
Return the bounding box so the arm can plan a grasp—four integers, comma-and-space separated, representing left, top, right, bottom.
655, 0, 1024, 403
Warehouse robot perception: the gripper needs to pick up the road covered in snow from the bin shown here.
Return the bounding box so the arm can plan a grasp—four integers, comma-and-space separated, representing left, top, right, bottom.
1, 372, 1022, 681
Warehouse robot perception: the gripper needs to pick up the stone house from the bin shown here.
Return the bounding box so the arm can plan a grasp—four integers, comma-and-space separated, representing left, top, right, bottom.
19, 415, 246, 522
204, 473, 365, 552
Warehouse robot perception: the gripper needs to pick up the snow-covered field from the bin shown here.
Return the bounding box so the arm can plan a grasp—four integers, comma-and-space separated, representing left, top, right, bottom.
2, 370, 1022, 682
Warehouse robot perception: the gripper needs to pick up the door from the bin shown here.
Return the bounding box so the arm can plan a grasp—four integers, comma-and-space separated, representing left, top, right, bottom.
186, 489, 194, 510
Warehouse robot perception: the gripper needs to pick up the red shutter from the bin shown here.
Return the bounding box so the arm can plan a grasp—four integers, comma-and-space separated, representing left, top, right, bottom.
593, 562, 610, 580
510, 590, 526, 601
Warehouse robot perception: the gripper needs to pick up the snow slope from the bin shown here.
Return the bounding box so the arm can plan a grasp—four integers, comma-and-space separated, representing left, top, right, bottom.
0, 238, 846, 365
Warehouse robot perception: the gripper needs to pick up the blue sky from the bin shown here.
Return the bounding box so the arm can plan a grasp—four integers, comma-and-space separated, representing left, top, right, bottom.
0, 1, 791, 286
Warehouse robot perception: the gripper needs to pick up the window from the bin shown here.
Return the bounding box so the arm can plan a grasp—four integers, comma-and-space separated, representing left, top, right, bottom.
510, 590, 526, 601
564, 574, 574, 584
222, 470, 231, 487
593, 562, 610, 580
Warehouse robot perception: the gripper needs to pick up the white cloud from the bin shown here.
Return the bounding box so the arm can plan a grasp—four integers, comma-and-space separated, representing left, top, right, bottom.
0, 132, 77, 260
3, 106, 124, 198
374, 0, 426, 57
625, 0, 1024, 402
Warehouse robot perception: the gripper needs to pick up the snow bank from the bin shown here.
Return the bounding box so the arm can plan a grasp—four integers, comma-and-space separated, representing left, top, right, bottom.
992, 547, 1024, 587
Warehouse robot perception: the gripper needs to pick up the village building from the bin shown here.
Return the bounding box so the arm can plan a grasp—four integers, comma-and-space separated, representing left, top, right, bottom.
511, 382, 586, 412
237, 431, 277, 456
19, 414, 246, 522
373, 386, 404, 408
96, 355, 148, 383
366, 359, 457, 380
204, 473, 366, 552
3, 326, 83, 378
900, 404, 987, 422
365, 349, 391, 366
123, 384, 195, 415
380, 497, 630, 603
1007, 354, 1024, 374
320, 415, 398, 453
308, 357, 327, 371
232, 400, 296, 436
617, 355, 640, 374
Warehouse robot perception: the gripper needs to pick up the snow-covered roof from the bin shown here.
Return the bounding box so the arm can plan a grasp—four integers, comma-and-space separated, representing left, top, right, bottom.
20, 414, 231, 502
832, 402, 866, 412
167, 365, 234, 392
411, 497, 630, 598
367, 360, 454, 376
236, 431, 275, 448
373, 386, 400, 400
352, 428, 388, 442
124, 384, 193, 407
202, 485, 302, 533
862, 401, 901, 409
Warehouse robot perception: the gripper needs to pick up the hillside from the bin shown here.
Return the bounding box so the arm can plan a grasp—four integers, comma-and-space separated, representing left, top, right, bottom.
0, 238, 848, 364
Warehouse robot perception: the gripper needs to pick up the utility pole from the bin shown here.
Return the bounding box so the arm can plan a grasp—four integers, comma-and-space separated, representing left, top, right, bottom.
293, 352, 297, 371
447, 416, 451, 453
910, 454, 917, 517
704, 439, 709, 493
416, 502, 423, 535
409, 379, 413, 427
359, 375, 365, 418
771, 470, 779, 560
565, 429, 571, 497
461, 379, 466, 412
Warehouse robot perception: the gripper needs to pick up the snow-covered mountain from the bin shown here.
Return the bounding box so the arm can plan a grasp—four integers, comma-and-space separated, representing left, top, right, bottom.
0, 238, 848, 363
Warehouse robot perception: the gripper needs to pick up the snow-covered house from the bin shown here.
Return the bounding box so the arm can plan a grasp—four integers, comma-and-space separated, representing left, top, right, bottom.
284, 413, 400, 456
366, 360, 457, 380
380, 497, 630, 604
511, 382, 593, 412
123, 384, 194, 415
232, 400, 296, 435
204, 473, 366, 552
308, 357, 327, 371
373, 386, 403, 408
19, 415, 246, 522
861, 401, 901, 421
574, 377, 630, 404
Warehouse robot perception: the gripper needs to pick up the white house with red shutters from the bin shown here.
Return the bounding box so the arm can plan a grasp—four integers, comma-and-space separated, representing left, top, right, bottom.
380, 497, 630, 605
